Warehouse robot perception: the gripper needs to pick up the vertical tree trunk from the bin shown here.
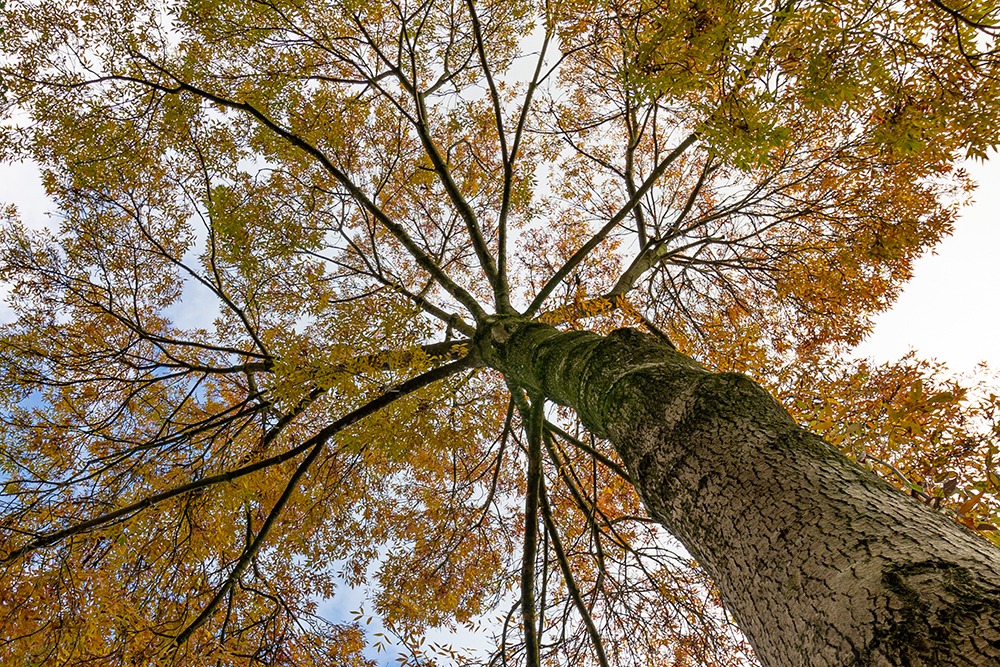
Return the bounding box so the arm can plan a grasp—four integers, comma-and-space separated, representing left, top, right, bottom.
477, 318, 1000, 667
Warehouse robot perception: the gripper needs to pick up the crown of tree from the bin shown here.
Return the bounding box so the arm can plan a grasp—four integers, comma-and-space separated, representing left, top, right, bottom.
1, 0, 999, 665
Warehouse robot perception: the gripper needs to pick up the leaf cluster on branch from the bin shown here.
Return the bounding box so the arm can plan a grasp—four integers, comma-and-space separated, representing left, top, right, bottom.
0, 0, 998, 664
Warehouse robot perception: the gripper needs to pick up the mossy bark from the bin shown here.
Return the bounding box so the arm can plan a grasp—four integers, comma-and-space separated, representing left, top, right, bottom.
476, 318, 1000, 667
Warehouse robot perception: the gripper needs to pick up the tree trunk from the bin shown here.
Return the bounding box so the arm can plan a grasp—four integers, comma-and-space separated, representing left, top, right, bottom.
476, 317, 1000, 667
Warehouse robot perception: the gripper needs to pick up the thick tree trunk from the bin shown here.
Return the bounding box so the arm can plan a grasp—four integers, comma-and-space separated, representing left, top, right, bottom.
476, 317, 1000, 667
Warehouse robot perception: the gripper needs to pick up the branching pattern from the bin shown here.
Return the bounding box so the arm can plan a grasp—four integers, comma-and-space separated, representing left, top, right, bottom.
0, 0, 998, 665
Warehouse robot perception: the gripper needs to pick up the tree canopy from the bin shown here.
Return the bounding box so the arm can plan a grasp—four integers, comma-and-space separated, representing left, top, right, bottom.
1, 0, 999, 665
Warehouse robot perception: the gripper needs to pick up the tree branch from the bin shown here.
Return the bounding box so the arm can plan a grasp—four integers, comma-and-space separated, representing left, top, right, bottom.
544, 421, 632, 485
168, 353, 474, 647
518, 390, 544, 667
607, 157, 717, 298
466, 0, 516, 312
103, 69, 488, 322
2, 355, 473, 565
539, 479, 610, 667
526, 133, 698, 316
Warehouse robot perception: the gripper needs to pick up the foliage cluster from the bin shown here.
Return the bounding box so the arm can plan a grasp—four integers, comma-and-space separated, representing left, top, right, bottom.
0, 0, 998, 664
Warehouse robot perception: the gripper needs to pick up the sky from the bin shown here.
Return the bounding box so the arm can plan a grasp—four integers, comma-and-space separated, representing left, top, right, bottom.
854, 157, 1000, 375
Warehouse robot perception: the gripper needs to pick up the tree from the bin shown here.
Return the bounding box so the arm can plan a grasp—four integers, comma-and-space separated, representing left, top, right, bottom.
1, 0, 999, 665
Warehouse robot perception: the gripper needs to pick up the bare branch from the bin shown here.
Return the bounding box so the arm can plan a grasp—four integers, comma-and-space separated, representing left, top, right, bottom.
539, 478, 611, 667
526, 134, 698, 316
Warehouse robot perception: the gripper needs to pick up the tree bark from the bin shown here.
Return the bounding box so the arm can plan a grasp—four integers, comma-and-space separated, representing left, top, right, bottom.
476, 317, 1000, 667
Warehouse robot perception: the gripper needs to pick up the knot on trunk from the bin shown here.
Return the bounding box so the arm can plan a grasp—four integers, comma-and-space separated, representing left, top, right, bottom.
473, 314, 531, 369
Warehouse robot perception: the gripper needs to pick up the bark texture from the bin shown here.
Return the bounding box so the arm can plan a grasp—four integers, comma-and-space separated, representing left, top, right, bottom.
476, 317, 1000, 667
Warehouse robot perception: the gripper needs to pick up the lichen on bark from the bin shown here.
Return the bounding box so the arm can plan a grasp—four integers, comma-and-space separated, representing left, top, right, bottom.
477, 317, 1000, 667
